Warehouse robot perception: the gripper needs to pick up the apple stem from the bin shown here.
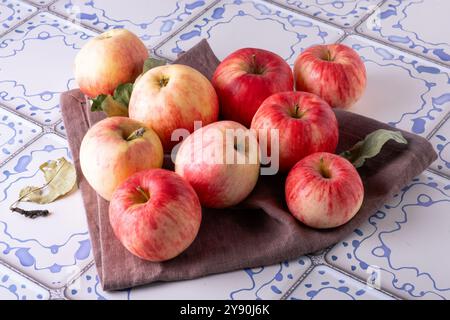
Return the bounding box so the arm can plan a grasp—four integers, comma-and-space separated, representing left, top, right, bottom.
126, 128, 146, 141
319, 158, 331, 179
326, 50, 332, 62
136, 186, 150, 202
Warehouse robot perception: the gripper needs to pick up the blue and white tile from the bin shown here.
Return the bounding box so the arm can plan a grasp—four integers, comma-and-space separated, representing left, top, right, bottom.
26, 0, 54, 7
156, 0, 344, 64
344, 35, 450, 137
54, 120, 66, 137
50, 0, 216, 49
0, 108, 41, 163
0, 263, 49, 300
358, 0, 450, 66
287, 265, 393, 300
0, 12, 95, 125
327, 172, 450, 300
0, 133, 92, 289
0, 0, 37, 35
66, 257, 312, 300
429, 119, 450, 178
271, 0, 383, 27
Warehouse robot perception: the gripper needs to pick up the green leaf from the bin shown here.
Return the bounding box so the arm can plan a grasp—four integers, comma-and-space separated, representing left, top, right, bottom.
340, 129, 408, 168
100, 95, 129, 117
142, 57, 166, 74
89, 83, 133, 117
18, 157, 77, 204
113, 83, 134, 107
91, 94, 108, 112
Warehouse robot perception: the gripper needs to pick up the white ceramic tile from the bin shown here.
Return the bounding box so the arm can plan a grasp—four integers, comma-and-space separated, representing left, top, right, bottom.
0, 133, 92, 288
343, 35, 450, 137
54, 120, 66, 137
0, 263, 49, 300
429, 119, 450, 178
50, 0, 216, 49
0, 107, 41, 163
327, 171, 450, 300
0, 0, 37, 34
156, 0, 344, 64
26, 0, 54, 6
271, 0, 383, 27
66, 257, 312, 300
0, 12, 95, 125
287, 265, 393, 300
358, 0, 450, 66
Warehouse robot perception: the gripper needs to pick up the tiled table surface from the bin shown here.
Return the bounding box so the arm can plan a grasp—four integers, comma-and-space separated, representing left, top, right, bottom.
0, 0, 448, 300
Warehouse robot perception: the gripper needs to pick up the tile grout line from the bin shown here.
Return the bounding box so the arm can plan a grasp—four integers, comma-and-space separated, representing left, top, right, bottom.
0, 8, 40, 39
152, 0, 222, 54
282, 248, 401, 300
262, 0, 383, 31
58, 259, 96, 300
0, 259, 52, 299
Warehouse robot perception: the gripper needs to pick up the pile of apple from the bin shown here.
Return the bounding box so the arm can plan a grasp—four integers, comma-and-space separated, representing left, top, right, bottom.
75, 30, 367, 262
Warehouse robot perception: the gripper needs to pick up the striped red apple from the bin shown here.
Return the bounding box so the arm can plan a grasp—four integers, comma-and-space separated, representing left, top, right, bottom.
212, 48, 294, 128
109, 169, 202, 261
294, 44, 366, 109
251, 91, 339, 173
285, 152, 364, 229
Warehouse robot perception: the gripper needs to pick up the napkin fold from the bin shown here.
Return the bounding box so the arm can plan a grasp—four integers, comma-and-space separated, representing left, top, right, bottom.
61, 39, 437, 291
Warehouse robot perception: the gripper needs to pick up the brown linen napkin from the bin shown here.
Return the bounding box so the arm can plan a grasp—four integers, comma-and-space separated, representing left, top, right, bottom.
61, 39, 437, 291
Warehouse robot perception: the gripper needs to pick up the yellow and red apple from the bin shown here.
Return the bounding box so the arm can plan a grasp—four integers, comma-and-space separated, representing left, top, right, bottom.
129, 64, 219, 152
175, 121, 260, 208
80, 117, 163, 201
75, 29, 148, 98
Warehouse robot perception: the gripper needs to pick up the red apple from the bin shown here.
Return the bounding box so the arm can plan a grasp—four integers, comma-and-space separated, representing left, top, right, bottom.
80, 117, 163, 201
175, 121, 260, 208
75, 29, 149, 98
294, 44, 366, 109
285, 152, 364, 229
212, 48, 294, 127
251, 91, 338, 173
129, 64, 219, 152
109, 169, 201, 262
